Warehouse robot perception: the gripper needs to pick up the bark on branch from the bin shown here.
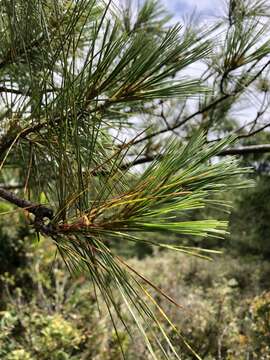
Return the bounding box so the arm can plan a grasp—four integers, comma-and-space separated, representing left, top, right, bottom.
121, 144, 270, 169
0, 124, 43, 158
0, 187, 55, 235
219, 144, 270, 155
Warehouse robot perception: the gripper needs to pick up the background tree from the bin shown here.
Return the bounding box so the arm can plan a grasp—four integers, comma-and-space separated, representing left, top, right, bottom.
0, 0, 270, 358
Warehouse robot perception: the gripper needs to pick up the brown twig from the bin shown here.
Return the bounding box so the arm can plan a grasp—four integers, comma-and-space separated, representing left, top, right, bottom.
132, 94, 231, 146
0, 187, 55, 235
0, 124, 43, 157
120, 143, 270, 170
132, 59, 270, 147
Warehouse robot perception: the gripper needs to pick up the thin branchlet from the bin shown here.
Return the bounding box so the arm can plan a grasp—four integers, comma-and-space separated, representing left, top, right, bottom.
0, 187, 55, 235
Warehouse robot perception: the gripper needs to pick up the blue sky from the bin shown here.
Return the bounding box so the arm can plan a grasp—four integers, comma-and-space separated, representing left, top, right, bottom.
161, 0, 223, 20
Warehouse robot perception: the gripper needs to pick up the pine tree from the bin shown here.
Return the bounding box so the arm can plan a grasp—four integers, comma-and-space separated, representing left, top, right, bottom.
0, 0, 269, 358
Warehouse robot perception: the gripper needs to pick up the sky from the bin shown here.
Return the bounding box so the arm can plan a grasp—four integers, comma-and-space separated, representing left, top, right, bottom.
161, 0, 223, 19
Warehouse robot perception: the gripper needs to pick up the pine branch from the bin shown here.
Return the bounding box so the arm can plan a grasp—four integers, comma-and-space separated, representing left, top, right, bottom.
0, 183, 24, 190
0, 187, 53, 218
219, 144, 270, 155
132, 59, 270, 147
0, 124, 43, 157
121, 144, 270, 169
237, 123, 270, 139
0, 187, 54, 235
0, 86, 57, 95
132, 94, 231, 146
207, 123, 270, 143
0, 86, 27, 95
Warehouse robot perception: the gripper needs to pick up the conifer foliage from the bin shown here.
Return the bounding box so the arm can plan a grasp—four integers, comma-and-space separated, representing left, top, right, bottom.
0, 0, 269, 358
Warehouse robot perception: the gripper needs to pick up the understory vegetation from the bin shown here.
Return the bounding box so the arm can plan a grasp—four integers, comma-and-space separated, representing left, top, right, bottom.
1, 238, 270, 360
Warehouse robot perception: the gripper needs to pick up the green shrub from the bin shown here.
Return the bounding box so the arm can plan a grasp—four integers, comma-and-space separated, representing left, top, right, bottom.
1, 245, 270, 359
